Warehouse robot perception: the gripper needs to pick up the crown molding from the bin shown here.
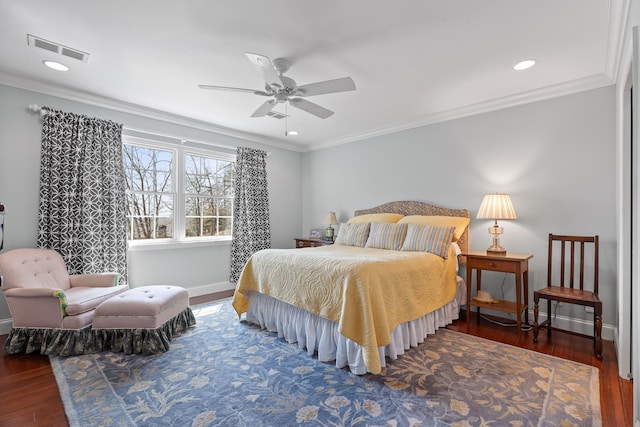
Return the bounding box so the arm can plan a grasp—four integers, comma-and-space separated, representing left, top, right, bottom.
0, 68, 305, 153
309, 73, 615, 152
604, 0, 632, 80
0, 67, 617, 155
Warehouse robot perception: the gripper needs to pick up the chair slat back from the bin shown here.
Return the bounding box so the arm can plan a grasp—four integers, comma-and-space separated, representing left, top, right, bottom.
547, 234, 599, 294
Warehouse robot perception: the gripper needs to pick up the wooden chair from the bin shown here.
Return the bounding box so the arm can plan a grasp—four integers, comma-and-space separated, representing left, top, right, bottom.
533, 234, 603, 359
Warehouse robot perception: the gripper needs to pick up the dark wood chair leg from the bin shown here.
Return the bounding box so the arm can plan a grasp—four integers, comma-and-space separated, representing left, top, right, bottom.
595, 303, 603, 360
546, 300, 552, 337
533, 295, 539, 343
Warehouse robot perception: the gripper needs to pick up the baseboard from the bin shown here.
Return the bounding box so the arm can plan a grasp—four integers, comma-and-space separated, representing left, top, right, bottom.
183, 281, 235, 298
0, 282, 236, 336
528, 310, 615, 341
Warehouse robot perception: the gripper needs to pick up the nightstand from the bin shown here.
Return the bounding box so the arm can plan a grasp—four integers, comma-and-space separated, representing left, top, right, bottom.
294, 238, 334, 248
463, 250, 533, 335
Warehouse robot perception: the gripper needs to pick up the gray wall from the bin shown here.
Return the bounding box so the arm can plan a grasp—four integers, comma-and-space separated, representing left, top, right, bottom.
302, 86, 617, 331
0, 83, 303, 325
0, 82, 618, 336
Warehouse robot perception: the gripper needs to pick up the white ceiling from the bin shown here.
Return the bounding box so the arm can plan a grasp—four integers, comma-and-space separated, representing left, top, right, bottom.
0, 1, 627, 152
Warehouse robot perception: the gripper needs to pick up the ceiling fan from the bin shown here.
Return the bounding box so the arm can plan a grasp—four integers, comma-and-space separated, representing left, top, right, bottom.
199, 53, 356, 119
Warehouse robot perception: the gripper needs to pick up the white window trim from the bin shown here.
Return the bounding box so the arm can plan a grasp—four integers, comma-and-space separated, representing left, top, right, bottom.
123, 134, 236, 249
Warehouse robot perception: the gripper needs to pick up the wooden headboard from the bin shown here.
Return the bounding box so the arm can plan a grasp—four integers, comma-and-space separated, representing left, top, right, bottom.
354, 200, 470, 255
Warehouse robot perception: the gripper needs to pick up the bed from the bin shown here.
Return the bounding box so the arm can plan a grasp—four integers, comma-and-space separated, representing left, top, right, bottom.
232, 201, 470, 375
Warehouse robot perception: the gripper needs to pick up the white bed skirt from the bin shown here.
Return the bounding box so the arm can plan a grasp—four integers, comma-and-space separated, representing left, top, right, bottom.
244, 276, 466, 375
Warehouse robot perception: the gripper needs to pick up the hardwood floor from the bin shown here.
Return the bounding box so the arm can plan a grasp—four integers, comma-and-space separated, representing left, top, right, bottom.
0, 292, 633, 426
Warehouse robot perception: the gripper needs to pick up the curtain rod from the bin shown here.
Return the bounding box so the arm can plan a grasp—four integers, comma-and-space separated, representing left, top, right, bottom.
28, 103, 48, 117
27, 104, 270, 156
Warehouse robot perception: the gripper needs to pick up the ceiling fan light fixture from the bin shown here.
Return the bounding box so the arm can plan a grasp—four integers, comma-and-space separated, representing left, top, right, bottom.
513, 59, 536, 71
43, 60, 69, 71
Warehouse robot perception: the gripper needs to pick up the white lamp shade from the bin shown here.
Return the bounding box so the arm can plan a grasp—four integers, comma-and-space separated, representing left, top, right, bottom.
476, 194, 517, 220
323, 212, 338, 225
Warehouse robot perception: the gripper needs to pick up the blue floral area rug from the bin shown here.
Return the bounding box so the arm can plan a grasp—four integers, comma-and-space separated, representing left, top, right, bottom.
50, 299, 601, 426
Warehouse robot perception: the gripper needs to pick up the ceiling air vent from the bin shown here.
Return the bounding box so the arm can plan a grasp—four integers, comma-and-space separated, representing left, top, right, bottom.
266, 111, 288, 120
27, 34, 90, 62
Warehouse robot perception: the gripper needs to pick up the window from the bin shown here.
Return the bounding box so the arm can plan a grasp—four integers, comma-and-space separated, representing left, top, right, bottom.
184, 154, 234, 238
123, 137, 235, 244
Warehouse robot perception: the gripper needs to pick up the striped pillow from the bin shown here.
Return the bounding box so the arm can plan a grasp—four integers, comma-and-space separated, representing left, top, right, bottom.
364, 222, 408, 250
398, 215, 469, 242
401, 224, 455, 258
335, 222, 370, 247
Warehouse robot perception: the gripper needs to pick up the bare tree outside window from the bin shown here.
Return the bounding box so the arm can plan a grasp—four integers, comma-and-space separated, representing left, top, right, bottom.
185, 154, 234, 238
123, 145, 174, 240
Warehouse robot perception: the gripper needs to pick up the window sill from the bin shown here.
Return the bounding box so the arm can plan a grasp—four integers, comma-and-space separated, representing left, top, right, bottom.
127, 239, 231, 252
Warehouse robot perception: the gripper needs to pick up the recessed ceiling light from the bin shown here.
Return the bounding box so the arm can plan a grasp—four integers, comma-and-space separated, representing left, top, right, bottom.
514, 59, 536, 71
43, 60, 69, 71
286, 130, 298, 136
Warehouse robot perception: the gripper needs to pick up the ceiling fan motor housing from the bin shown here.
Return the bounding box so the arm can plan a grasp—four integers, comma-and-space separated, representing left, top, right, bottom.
278, 76, 297, 93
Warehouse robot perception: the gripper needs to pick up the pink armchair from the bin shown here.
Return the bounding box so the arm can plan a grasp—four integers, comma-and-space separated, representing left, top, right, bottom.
0, 248, 129, 355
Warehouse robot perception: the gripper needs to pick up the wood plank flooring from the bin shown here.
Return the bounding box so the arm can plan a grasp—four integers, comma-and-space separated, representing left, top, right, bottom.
0, 291, 633, 426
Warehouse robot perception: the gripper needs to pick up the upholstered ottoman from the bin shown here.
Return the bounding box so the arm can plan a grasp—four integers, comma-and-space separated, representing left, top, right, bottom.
91, 285, 196, 354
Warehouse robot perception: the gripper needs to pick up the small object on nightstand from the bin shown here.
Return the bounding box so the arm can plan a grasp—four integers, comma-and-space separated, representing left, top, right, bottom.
309, 228, 323, 240
323, 211, 338, 241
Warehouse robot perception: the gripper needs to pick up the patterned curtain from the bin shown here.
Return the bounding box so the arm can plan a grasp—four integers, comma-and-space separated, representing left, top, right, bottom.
38, 107, 128, 281
229, 147, 271, 283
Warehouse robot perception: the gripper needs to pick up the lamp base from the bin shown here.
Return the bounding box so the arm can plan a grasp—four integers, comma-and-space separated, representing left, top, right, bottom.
325, 226, 335, 241
487, 224, 506, 255
486, 247, 507, 256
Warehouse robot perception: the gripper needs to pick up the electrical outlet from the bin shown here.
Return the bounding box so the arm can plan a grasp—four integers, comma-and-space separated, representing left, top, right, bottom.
585, 306, 594, 313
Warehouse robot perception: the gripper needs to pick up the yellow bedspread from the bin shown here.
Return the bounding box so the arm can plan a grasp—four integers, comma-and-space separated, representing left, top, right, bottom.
232, 244, 457, 374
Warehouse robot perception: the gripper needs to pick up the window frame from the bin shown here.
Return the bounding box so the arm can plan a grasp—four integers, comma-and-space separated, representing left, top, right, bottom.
123, 134, 236, 250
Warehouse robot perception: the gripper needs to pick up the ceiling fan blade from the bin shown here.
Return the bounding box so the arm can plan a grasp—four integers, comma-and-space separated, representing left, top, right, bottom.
294, 77, 356, 97
198, 84, 270, 96
289, 98, 334, 119
245, 52, 284, 91
251, 100, 277, 117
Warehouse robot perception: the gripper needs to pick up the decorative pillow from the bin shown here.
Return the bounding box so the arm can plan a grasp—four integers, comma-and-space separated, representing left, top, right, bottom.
401, 224, 456, 258
364, 222, 408, 251
334, 222, 371, 247
398, 215, 470, 242
347, 213, 405, 224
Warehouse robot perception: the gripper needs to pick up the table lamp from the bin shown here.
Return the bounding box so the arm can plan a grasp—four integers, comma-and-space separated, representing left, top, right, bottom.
476, 193, 517, 255
323, 211, 338, 241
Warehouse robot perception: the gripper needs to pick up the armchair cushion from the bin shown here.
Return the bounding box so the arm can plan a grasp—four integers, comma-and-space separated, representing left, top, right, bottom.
64, 285, 129, 316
